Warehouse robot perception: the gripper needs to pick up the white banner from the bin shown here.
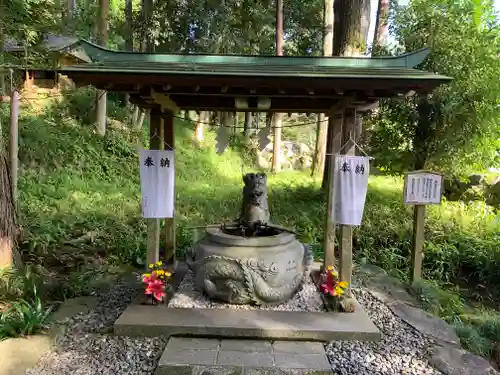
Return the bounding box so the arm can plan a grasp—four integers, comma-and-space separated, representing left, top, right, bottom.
139, 149, 175, 218
333, 155, 370, 226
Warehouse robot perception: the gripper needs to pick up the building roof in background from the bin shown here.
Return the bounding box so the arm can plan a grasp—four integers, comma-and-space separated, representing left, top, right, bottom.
2, 34, 92, 63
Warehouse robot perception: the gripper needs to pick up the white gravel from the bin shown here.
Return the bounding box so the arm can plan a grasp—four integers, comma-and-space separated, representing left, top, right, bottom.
326, 287, 443, 375
167, 270, 326, 312
26, 280, 166, 375
25, 273, 451, 375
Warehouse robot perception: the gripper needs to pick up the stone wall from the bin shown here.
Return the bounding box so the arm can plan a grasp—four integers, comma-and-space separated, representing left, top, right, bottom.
444, 174, 500, 207
257, 141, 313, 171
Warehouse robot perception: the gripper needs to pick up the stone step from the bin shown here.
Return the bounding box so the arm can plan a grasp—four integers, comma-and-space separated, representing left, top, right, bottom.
155, 338, 333, 375
114, 301, 380, 342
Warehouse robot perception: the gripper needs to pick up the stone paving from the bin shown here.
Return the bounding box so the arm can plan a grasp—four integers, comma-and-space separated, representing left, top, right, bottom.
156, 337, 332, 375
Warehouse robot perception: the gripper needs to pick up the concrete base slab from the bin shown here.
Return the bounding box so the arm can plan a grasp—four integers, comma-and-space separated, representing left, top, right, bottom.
118, 262, 380, 342
155, 338, 334, 375
114, 299, 379, 342
0, 336, 52, 375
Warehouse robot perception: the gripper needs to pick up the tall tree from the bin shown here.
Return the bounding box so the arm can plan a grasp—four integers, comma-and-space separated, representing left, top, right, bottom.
366, 0, 500, 175
271, 0, 284, 172
96, 0, 109, 136
332, 0, 370, 56
64, 0, 76, 29
142, 0, 154, 52
124, 0, 134, 108
322, 0, 370, 188
373, 0, 389, 48
311, 0, 334, 177
125, 0, 133, 52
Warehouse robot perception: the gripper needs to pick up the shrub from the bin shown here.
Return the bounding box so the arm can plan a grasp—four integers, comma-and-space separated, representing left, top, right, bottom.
0, 266, 52, 340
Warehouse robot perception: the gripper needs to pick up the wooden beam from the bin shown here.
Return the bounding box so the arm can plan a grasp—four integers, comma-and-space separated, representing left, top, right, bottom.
169, 95, 338, 113
146, 106, 162, 268
67, 73, 444, 94
162, 110, 176, 267
151, 89, 180, 113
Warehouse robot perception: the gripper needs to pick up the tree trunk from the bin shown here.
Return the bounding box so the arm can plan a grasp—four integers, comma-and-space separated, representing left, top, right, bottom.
323, 0, 370, 189
64, 0, 76, 32
137, 109, 146, 130
0, 91, 22, 268
311, 0, 334, 177
125, 0, 133, 51
0, 150, 21, 268
373, 0, 389, 48
244, 112, 252, 136
0, 25, 5, 99
272, 0, 284, 173
232, 112, 238, 135
132, 105, 140, 129
123, 0, 134, 106
143, 0, 154, 53
96, 0, 108, 136
195, 112, 207, 143
332, 0, 370, 57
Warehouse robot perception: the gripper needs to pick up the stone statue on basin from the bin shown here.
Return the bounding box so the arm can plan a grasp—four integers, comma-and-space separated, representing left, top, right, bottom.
187, 172, 313, 305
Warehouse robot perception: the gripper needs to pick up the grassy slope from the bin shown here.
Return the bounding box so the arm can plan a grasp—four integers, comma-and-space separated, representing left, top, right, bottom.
6, 92, 500, 356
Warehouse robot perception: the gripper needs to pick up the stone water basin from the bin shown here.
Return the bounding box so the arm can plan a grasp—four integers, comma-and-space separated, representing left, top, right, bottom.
187, 227, 313, 305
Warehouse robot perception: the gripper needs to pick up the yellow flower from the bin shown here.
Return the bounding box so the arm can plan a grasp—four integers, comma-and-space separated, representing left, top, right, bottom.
338, 281, 348, 289
165, 271, 172, 277
327, 265, 333, 271
156, 261, 163, 266
335, 286, 344, 295
148, 264, 154, 269
142, 273, 151, 278
156, 269, 164, 276
331, 271, 338, 277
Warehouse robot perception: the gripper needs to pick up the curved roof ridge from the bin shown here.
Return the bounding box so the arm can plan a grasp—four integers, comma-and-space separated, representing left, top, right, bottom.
77, 39, 429, 69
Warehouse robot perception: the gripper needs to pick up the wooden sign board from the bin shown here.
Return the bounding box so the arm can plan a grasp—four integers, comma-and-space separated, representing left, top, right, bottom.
403, 170, 444, 205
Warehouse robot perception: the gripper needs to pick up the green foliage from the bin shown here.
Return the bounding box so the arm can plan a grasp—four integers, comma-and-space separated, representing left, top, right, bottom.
410, 279, 464, 319
0, 266, 52, 340
453, 322, 494, 358
366, 0, 500, 175
0, 297, 53, 340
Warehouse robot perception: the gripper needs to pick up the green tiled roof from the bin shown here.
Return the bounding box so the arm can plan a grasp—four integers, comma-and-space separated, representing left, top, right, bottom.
71, 39, 430, 68
60, 60, 447, 81
56, 40, 451, 83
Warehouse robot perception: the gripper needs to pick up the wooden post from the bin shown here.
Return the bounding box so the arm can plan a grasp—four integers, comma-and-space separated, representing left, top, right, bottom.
323, 114, 343, 270
162, 110, 176, 267
411, 204, 426, 283
339, 109, 356, 294
146, 106, 162, 267
10, 90, 19, 203
404, 170, 443, 283
0, 90, 19, 268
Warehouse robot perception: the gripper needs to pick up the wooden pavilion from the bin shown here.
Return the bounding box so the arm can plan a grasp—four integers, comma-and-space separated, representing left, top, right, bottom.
58, 40, 451, 290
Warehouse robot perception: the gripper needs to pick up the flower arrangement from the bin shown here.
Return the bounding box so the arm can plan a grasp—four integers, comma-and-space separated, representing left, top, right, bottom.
142, 261, 172, 305
319, 265, 349, 311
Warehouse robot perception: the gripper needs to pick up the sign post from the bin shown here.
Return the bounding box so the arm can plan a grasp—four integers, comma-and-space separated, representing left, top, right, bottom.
403, 170, 444, 283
